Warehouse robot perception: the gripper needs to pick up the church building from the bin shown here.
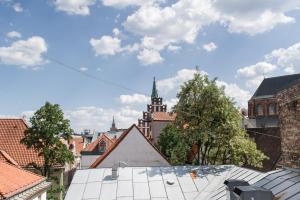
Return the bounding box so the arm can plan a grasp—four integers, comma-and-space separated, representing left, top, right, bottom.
138, 77, 176, 143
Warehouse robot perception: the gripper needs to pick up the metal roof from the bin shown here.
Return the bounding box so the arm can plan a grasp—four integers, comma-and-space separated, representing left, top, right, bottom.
65, 165, 300, 200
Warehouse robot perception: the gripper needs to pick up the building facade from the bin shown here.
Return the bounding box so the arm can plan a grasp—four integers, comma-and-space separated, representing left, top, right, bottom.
277, 80, 300, 168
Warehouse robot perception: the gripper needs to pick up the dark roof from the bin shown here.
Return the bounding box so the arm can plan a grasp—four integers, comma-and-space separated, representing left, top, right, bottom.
252, 73, 300, 98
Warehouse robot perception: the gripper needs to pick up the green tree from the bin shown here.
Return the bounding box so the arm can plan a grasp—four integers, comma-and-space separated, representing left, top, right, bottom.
158, 71, 267, 168
157, 124, 189, 164
21, 102, 74, 178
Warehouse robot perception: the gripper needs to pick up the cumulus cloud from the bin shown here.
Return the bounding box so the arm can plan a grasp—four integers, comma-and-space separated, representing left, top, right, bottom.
53, 0, 96, 16
120, 93, 150, 104
216, 80, 251, 108
137, 49, 164, 65
90, 35, 122, 56
167, 45, 181, 52
157, 68, 202, 94
237, 62, 277, 78
19, 106, 141, 132
6, 31, 22, 39
265, 42, 300, 73
202, 42, 217, 52
101, 0, 160, 8
0, 36, 47, 68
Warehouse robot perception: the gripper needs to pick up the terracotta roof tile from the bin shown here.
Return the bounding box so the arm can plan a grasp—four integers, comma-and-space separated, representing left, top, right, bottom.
152, 112, 176, 121
68, 136, 84, 156
0, 161, 45, 199
82, 133, 114, 152
0, 150, 19, 166
0, 119, 43, 167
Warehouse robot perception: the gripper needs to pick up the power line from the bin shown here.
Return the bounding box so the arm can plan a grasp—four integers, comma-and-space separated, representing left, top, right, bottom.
45, 55, 283, 140
45, 55, 147, 95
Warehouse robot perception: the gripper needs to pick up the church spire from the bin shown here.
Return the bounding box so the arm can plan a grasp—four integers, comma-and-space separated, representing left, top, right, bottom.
110, 116, 117, 131
151, 77, 158, 98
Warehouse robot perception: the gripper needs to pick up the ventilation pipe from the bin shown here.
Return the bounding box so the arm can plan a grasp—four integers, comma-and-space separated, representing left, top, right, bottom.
112, 161, 128, 180
224, 179, 250, 200
233, 186, 274, 200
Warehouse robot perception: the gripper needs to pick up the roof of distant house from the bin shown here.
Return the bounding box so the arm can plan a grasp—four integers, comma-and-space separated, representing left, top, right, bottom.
65, 165, 300, 200
252, 73, 300, 99
0, 161, 51, 199
89, 124, 169, 168
152, 112, 176, 121
67, 136, 85, 156
0, 119, 44, 167
82, 133, 114, 152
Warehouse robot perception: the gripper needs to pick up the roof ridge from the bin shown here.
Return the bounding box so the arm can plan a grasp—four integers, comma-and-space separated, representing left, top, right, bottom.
89, 124, 170, 168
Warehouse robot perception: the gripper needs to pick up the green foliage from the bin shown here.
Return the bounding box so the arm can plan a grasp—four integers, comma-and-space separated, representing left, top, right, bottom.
157, 124, 189, 164
157, 71, 267, 168
21, 102, 74, 177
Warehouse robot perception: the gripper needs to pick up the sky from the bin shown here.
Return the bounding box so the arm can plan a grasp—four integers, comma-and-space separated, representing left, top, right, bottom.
1, 0, 300, 132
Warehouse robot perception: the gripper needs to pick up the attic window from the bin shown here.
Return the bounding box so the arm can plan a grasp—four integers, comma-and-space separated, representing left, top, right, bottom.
256, 104, 264, 116
98, 141, 106, 154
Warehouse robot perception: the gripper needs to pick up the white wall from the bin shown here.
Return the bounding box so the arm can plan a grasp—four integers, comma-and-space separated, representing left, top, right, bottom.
32, 191, 47, 200
81, 155, 99, 169
97, 127, 170, 168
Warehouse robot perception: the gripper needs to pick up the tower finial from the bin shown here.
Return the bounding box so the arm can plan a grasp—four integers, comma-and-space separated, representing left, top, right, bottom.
110, 115, 117, 131
151, 77, 158, 98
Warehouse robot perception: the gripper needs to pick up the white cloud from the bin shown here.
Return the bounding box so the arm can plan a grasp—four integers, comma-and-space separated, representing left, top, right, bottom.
101, 0, 159, 8
237, 62, 277, 78
165, 98, 178, 110
167, 45, 181, 52
137, 49, 164, 65
79, 67, 88, 71
90, 35, 122, 56
6, 31, 22, 39
120, 93, 150, 104
53, 0, 96, 16
265, 42, 300, 73
245, 75, 264, 88
65, 106, 140, 132
202, 42, 217, 52
216, 80, 251, 108
113, 28, 121, 37
157, 68, 200, 94
0, 36, 47, 68
13, 3, 23, 12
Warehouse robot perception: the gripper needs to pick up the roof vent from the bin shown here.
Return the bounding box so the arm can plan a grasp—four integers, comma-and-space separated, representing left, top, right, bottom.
112, 161, 128, 180
166, 180, 174, 185
224, 179, 249, 200
233, 186, 274, 200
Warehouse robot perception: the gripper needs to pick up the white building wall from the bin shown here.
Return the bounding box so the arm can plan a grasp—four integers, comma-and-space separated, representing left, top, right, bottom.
32, 191, 47, 200
81, 155, 99, 169
97, 127, 170, 168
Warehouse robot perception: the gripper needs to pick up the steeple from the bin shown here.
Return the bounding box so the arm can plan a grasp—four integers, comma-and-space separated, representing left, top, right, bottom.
110, 116, 117, 132
151, 77, 158, 99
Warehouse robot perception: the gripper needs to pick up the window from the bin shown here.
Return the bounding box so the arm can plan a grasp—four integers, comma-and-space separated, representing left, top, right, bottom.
268, 104, 276, 115
256, 104, 264, 116
98, 141, 106, 154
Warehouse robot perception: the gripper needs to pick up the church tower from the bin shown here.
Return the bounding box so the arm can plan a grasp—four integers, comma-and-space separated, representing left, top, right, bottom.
110, 116, 118, 132
138, 77, 167, 138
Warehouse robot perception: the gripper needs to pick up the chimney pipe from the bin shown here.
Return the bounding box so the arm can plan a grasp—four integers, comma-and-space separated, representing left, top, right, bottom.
112, 161, 128, 180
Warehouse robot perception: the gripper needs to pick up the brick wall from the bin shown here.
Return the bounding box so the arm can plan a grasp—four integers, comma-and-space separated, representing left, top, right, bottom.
277, 82, 300, 168
246, 127, 281, 171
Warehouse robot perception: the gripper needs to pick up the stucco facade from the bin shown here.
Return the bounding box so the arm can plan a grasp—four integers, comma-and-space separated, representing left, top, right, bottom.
94, 126, 170, 168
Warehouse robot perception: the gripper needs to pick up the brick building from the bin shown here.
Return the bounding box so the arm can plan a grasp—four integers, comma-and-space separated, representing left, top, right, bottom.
277, 79, 300, 168
245, 74, 300, 170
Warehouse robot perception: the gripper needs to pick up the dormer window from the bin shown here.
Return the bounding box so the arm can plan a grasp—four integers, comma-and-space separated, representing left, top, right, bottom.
98, 140, 106, 154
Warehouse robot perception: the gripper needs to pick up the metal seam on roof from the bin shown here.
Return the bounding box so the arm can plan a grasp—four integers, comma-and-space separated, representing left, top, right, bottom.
145, 167, 152, 199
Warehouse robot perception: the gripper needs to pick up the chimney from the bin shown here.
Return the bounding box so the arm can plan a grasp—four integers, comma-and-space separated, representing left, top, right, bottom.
224, 179, 249, 200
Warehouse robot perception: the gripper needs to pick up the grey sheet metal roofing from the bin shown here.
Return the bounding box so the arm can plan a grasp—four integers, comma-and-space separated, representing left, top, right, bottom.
64, 165, 300, 200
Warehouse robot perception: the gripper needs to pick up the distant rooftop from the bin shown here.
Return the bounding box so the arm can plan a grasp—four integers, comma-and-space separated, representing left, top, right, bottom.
252, 73, 300, 99
64, 165, 300, 200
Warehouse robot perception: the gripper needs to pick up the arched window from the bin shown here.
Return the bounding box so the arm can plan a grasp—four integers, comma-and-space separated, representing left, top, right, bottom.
256, 104, 264, 116
268, 104, 276, 115
98, 140, 106, 154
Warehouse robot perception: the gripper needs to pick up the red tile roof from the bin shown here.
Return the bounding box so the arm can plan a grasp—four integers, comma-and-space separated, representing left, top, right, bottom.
82, 133, 114, 152
0, 150, 19, 166
89, 124, 169, 168
152, 112, 176, 121
0, 161, 46, 199
0, 119, 43, 167
68, 136, 85, 156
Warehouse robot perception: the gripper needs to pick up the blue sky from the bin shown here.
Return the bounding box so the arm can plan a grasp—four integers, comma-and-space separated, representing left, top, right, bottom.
1, 0, 300, 132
